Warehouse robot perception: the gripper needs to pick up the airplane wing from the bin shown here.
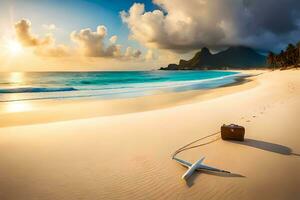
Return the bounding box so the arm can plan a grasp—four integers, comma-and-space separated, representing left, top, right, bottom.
173, 157, 231, 173
196, 164, 231, 173
173, 157, 192, 168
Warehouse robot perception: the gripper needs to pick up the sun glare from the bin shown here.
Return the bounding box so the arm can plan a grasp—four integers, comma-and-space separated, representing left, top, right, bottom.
6, 40, 22, 55
9, 72, 24, 84
5, 101, 33, 113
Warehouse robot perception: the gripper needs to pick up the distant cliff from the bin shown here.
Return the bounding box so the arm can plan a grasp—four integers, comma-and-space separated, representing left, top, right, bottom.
160, 46, 266, 70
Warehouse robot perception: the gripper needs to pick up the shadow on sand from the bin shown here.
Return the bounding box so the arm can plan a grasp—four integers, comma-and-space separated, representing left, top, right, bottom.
184, 138, 300, 187
186, 171, 245, 187
229, 138, 300, 157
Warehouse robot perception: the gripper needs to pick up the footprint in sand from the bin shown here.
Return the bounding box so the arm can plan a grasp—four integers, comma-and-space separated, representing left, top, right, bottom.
246, 120, 251, 123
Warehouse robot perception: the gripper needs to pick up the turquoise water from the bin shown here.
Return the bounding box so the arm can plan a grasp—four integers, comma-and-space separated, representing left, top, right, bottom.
0, 71, 240, 102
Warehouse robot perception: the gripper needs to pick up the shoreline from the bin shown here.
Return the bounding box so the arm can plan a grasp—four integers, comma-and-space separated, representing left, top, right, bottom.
0, 70, 263, 127
0, 70, 241, 103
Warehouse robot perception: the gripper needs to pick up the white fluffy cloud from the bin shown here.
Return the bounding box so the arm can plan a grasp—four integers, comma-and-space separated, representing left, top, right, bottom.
71, 25, 141, 59
71, 26, 119, 57
109, 35, 118, 44
121, 0, 300, 52
14, 19, 143, 59
15, 19, 69, 57
15, 19, 52, 46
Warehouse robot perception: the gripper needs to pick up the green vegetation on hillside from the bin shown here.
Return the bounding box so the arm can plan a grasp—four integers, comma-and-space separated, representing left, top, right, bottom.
267, 42, 300, 69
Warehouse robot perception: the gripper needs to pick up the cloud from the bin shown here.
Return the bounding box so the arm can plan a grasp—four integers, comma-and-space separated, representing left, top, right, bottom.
71, 26, 113, 57
34, 43, 69, 57
145, 49, 157, 61
121, 0, 300, 52
14, 19, 142, 59
71, 25, 141, 59
109, 35, 118, 44
14, 19, 69, 57
15, 19, 51, 46
42, 24, 57, 31
124, 46, 142, 59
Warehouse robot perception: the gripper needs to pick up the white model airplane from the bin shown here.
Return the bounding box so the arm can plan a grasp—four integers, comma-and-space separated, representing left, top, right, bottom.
173, 156, 231, 180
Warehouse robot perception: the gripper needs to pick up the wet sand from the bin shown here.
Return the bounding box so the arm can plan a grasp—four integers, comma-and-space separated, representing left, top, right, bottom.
0, 71, 258, 127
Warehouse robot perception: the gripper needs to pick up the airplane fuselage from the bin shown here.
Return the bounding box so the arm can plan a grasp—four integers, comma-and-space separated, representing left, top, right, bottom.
181, 158, 204, 180
173, 156, 230, 180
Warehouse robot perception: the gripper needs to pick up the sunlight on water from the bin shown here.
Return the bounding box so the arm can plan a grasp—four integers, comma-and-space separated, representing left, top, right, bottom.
0, 71, 240, 102
4, 101, 32, 113
9, 72, 24, 85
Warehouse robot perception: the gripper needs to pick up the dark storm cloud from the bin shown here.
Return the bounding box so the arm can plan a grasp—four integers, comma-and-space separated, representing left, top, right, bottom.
243, 0, 300, 34
121, 0, 300, 52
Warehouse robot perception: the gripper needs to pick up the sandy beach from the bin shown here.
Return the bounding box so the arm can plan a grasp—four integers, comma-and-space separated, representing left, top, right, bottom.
0, 69, 300, 200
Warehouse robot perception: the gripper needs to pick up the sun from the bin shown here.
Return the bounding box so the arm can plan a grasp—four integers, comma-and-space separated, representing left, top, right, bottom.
5, 40, 22, 55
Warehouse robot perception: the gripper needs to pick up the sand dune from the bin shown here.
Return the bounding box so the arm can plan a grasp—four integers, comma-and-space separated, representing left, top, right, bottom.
0, 70, 300, 200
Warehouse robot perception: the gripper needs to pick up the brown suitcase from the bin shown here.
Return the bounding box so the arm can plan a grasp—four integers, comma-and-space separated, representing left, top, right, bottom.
221, 124, 245, 141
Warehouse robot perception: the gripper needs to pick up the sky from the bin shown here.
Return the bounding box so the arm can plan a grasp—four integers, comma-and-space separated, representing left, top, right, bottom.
0, 0, 300, 71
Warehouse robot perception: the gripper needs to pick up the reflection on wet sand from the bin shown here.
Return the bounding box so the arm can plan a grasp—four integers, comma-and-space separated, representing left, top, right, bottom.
2, 101, 33, 113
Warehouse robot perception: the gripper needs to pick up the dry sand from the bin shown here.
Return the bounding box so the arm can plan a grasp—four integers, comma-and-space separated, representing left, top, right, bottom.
0, 69, 299, 200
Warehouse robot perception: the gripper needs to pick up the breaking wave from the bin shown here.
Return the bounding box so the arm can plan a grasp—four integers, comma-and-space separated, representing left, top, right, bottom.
0, 87, 77, 93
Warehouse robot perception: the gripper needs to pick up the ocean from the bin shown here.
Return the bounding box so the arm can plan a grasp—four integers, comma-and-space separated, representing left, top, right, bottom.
0, 71, 241, 102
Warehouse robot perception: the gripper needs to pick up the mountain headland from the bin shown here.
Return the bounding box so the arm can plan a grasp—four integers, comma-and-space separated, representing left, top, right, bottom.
160, 46, 266, 70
